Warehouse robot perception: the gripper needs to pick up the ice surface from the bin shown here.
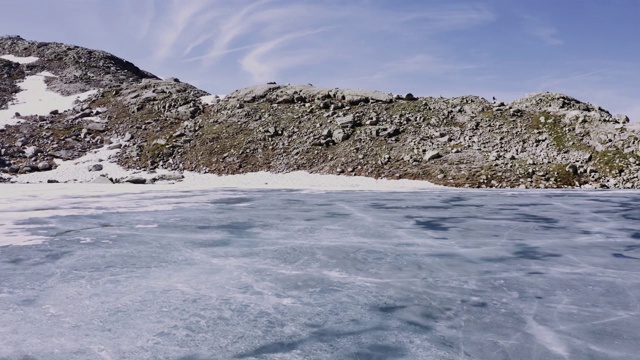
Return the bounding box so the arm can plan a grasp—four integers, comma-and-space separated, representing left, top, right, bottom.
0, 71, 96, 128
1, 188, 639, 359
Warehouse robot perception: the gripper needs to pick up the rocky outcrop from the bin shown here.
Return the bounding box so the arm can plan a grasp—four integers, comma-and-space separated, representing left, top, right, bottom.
0, 58, 24, 109
0, 35, 158, 95
0, 37, 639, 188
227, 83, 394, 105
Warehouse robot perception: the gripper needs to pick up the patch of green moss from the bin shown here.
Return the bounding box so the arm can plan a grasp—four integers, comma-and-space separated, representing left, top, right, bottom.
480, 110, 493, 118
140, 142, 166, 163
592, 150, 635, 176
549, 163, 579, 186
90, 89, 119, 108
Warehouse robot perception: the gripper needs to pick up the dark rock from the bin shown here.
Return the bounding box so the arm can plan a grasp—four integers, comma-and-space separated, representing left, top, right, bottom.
380, 127, 400, 138
88, 164, 103, 172
124, 177, 147, 184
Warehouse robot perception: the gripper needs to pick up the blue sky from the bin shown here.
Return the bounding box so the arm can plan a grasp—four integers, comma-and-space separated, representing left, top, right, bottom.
1, 0, 638, 120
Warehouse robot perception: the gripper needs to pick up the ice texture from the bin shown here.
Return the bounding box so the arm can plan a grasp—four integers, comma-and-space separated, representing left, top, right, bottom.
1, 189, 639, 359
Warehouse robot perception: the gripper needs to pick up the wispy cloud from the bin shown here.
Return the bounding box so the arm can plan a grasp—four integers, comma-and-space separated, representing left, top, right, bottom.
240, 27, 333, 82
342, 52, 478, 92
524, 16, 563, 46
537, 68, 609, 90
400, 5, 496, 30
389, 54, 477, 74
136, 0, 156, 41
152, 0, 212, 60
130, 1, 500, 85
199, 0, 273, 62
532, 25, 563, 46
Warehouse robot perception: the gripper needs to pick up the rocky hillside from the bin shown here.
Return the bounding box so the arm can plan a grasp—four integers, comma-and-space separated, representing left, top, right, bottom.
1, 36, 639, 188
0, 35, 158, 96
0, 57, 24, 109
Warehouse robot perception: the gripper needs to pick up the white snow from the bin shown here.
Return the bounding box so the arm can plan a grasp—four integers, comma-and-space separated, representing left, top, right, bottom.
16, 138, 140, 184
179, 171, 442, 191
0, 71, 97, 128
0, 54, 39, 64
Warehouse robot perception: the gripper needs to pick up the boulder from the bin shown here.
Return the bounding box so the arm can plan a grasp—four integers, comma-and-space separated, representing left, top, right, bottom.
332, 129, 350, 143
37, 161, 51, 171
92, 175, 113, 184
335, 114, 355, 128
614, 114, 630, 123
424, 150, 442, 162
124, 177, 147, 184
85, 122, 106, 131
88, 164, 103, 172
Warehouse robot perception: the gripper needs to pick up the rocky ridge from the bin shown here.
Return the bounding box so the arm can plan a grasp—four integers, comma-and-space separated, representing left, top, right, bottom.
0, 35, 157, 95
1, 36, 639, 188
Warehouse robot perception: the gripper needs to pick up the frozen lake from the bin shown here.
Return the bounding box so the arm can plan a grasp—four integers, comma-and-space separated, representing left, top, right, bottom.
1, 187, 639, 359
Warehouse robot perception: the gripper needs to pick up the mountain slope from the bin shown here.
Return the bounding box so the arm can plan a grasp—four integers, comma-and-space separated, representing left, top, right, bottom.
1, 36, 639, 188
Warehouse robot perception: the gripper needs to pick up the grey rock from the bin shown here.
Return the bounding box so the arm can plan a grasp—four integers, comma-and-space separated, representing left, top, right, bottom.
88, 164, 103, 172
380, 127, 400, 138
85, 122, 106, 131
614, 114, 630, 123
335, 114, 355, 128
124, 177, 147, 184
332, 129, 350, 143
151, 173, 184, 182
424, 150, 442, 161
92, 175, 113, 184
21, 163, 37, 172
51, 150, 75, 160
227, 84, 393, 105
37, 161, 51, 171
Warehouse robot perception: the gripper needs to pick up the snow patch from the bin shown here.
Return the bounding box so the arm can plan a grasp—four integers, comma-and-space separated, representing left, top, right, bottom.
0, 71, 97, 128
0, 54, 39, 64
15, 138, 133, 183
179, 171, 442, 191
